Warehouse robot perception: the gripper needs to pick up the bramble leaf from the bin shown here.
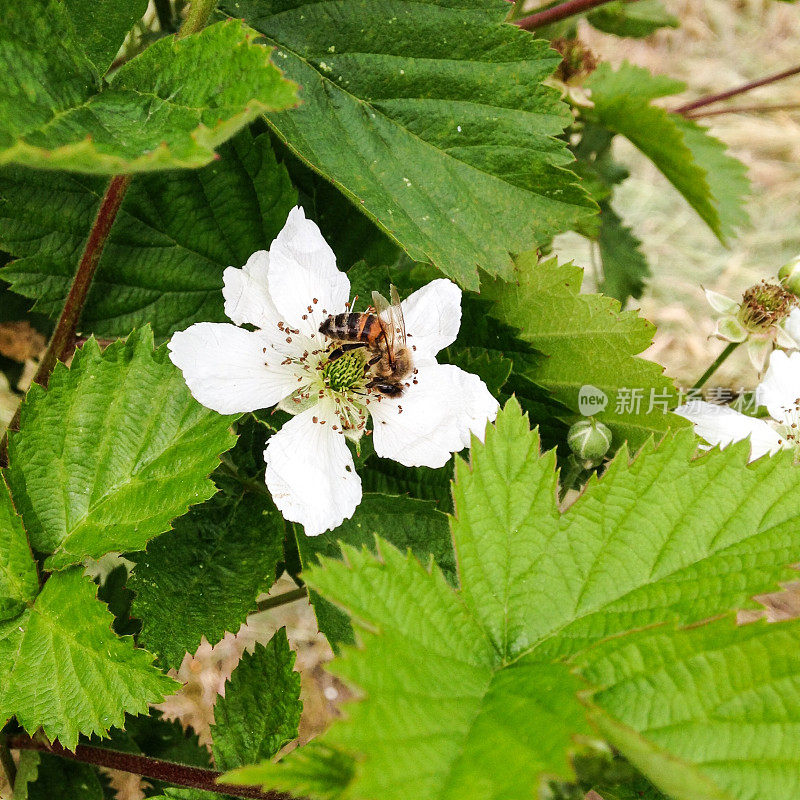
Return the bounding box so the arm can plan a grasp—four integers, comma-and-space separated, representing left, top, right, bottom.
130, 492, 285, 670
232, 400, 800, 800
0, 130, 297, 338
63, 0, 148, 73
597, 203, 650, 303
585, 63, 749, 243
0, 474, 38, 621
219, 0, 595, 289
5, 327, 237, 570
0, 2, 297, 173
587, 0, 678, 37
484, 255, 685, 449
0, 568, 177, 749
297, 493, 455, 648
211, 629, 302, 771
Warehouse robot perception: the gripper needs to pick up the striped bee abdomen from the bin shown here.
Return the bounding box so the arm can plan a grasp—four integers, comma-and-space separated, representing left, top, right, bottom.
320, 313, 384, 344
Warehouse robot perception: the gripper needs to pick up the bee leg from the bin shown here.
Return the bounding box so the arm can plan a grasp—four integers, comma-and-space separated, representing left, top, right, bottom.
328, 342, 368, 362
362, 353, 382, 374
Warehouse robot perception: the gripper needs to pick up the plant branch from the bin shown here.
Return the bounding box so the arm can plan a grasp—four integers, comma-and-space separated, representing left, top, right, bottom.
6, 735, 290, 800
684, 102, 800, 119
153, 0, 176, 31
674, 65, 800, 115
0, 174, 132, 467
257, 586, 309, 612
514, 0, 621, 31
692, 341, 739, 391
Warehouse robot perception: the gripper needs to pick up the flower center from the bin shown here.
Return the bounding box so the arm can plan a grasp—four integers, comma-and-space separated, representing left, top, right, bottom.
323, 349, 367, 393
739, 281, 797, 331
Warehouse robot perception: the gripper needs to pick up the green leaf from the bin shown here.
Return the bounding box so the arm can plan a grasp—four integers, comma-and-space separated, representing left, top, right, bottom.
585, 63, 749, 243
673, 115, 751, 242
225, 742, 355, 800
484, 255, 685, 449
587, 0, 679, 37
441, 346, 513, 396
0, 474, 38, 621
297, 493, 455, 647
579, 616, 800, 800
23, 752, 104, 800
0, 2, 297, 173
63, 0, 148, 73
0, 568, 176, 749
211, 629, 302, 770
597, 203, 650, 303
130, 492, 285, 670
219, 0, 595, 289
235, 400, 800, 800
5, 327, 237, 570
0, 130, 297, 338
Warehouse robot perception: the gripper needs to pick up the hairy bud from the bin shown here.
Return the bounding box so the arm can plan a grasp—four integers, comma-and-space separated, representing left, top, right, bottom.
567, 418, 612, 465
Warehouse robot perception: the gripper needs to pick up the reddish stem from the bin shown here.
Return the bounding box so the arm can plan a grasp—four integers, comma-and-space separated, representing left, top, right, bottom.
673, 65, 800, 115
0, 175, 132, 467
684, 102, 800, 119
7, 736, 291, 800
514, 0, 620, 31
33, 175, 132, 390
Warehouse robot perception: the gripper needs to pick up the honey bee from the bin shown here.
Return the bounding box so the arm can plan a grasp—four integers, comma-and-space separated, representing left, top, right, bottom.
319, 285, 413, 397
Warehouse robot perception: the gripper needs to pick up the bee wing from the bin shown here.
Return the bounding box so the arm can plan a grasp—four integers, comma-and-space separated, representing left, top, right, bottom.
389, 284, 407, 346
372, 290, 395, 350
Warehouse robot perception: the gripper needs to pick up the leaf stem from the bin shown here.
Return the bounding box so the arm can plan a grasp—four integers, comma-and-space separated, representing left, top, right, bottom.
692, 341, 739, 391
514, 0, 622, 31
257, 586, 309, 612
684, 102, 800, 119
5, 735, 289, 800
0, 741, 16, 789
674, 65, 800, 116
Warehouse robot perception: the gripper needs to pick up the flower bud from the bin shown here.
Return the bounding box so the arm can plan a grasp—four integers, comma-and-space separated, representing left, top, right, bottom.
779, 255, 800, 295
567, 418, 612, 464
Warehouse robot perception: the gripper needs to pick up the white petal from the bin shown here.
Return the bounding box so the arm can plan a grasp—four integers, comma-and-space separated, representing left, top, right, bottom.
756, 350, 800, 423
370, 363, 499, 468
674, 401, 782, 461
264, 403, 362, 536
704, 288, 739, 315
222, 250, 281, 330
268, 206, 350, 338
747, 337, 772, 373
780, 307, 800, 348
168, 322, 299, 414
401, 279, 462, 362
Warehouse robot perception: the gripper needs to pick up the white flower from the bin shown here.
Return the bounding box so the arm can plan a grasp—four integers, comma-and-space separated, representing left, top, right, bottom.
675, 350, 800, 462
704, 283, 800, 372
168, 207, 499, 535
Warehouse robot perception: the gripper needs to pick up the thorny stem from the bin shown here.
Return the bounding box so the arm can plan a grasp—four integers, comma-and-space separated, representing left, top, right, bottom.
684, 102, 800, 119
4, 735, 290, 800
0, 741, 16, 789
257, 586, 309, 612
514, 0, 622, 31
692, 342, 740, 391
0, 0, 220, 468
673, 65, 800, 115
